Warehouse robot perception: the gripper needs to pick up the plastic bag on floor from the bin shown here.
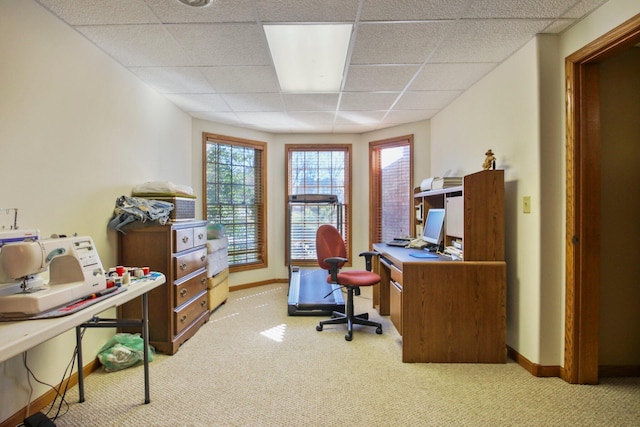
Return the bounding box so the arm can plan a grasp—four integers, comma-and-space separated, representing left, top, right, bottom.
97, 333, 154, 372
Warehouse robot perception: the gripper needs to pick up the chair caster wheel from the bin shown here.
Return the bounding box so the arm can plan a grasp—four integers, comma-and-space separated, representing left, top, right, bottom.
316, 325, 323, 331
345, 333, 352, 341
376, 327, 383, 334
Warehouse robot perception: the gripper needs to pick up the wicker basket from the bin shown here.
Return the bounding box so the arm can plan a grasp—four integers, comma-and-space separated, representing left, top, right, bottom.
151, 196, 196, 221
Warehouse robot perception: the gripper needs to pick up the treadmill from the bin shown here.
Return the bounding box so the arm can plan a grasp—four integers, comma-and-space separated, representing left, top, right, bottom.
287, 194, 345, 316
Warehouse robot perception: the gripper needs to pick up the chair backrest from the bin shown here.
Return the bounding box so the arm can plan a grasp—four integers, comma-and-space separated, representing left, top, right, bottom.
316, 225, 347, 271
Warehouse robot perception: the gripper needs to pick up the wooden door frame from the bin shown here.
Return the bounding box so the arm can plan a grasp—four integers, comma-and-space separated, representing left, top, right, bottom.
564, 14, 640, 384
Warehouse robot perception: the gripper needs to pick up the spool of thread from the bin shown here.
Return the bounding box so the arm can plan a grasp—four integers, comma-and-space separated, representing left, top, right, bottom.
135, 269, 144, 278
122, 272, 131, 285
142, 267, 150, 275
115, 266, 125, 276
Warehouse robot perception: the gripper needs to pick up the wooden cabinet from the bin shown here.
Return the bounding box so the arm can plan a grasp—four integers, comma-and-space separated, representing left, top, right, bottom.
374, 170, 506, 363
117, 220, 210, 355
414, 169, 504, 261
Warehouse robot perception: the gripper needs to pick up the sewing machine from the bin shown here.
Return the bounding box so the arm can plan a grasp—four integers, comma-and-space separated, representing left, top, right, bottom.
0, 229, 43, 294
0, 236, 106, 315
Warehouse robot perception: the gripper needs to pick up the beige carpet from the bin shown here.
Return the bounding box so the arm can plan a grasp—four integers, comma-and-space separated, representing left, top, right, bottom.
54, 283, 639, 426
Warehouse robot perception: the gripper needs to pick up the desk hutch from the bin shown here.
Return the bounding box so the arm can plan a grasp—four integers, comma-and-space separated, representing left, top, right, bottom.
373, 170, 506, 363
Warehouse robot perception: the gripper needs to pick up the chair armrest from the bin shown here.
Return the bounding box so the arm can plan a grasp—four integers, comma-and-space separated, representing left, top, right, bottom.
324, 257, 347, 283
358, 251, 379, 272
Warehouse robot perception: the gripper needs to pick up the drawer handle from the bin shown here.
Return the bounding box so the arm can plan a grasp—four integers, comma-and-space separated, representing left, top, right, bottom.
180, 288, 188, 297
201, 300, 207, 307
182, 236, 189, 244
200, 255, 206, 262
180, 262, 187, 270
180, 314, 187, 323
198, 233, 204, 239
200, 277, 207, 285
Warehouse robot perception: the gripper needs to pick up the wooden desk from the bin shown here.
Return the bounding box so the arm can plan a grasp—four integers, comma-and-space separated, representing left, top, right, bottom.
373, 244, 506, 363
0, 274, 165, 404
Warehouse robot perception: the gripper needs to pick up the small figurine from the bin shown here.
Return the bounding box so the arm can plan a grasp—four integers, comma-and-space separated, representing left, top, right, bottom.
482, 149, 496, 170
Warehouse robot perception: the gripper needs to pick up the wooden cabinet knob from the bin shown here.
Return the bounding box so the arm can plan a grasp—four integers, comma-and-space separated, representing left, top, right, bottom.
200, 278, 207, 286
180, 262, 187, 270
182, 236, 189, 243
200, 255, 206, 262
198, 233, 204, 239
200, 300, 207, 307
180, 288, 188, 297
180, 315, 187, 323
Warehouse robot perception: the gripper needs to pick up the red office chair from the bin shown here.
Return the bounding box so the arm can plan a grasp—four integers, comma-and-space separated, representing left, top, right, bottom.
315, 225, 383, 341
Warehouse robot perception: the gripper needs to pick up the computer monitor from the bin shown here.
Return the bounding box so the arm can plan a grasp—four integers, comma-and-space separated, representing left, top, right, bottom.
422, 208, 445, 247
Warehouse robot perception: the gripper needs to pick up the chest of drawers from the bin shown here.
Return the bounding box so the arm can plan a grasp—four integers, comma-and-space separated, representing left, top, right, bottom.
118, 220, 210, 355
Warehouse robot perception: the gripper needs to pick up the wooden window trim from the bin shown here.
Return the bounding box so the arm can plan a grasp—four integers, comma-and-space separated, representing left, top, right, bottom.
285, 144, 352, 267
202, 132, 268, 272
369, 135, 414, 248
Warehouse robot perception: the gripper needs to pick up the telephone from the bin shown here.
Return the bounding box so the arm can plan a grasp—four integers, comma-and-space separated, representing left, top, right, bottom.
406, 238, 428, 249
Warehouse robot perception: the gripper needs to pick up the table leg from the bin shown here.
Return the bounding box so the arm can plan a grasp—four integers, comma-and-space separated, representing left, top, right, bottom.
76, 325, 85, 403
142, 292, 150, 404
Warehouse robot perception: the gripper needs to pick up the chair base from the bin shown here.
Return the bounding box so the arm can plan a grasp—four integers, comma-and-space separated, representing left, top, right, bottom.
316, 286, 383, 341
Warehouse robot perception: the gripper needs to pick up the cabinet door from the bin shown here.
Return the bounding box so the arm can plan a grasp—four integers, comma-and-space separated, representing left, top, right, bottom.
390, 280, 402, 335
445, 195, 463, 239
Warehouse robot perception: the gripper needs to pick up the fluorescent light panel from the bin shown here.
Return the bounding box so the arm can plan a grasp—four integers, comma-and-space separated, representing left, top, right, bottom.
264, 24, 352, 93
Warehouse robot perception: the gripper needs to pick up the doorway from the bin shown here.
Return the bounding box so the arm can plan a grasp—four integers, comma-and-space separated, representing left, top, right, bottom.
564, 14, 640, 384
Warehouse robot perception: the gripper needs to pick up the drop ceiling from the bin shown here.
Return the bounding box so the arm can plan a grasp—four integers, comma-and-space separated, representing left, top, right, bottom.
35, 0, 609, 134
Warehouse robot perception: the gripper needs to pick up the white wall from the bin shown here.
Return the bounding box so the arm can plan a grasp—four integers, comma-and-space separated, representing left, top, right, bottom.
190, 119, 430, 286
3, 0, 639, 421
430, 0, 640, 366
0, 0, 192, 422
431, 37, 543, 362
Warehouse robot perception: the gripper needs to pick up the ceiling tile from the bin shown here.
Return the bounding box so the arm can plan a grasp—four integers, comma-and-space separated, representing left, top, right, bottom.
332, 123, 381, 133
409, 63, 497, 91
464, 0, 582, 18
344, 65, 420, 91
339, 92, 400, 111
288, 111, 337, 124
146, 0, 255, 23
222, 93, 284, 112
360, 0, 471, 21
256, 0, 360, 22
335, 110, 387, 125
563, 0, 609, 18
394, 90, 462, 110
33, 0, 608, 134
429, 19, 553, 63
37, 0, 159, 25
130, 67, 215, 93
202, 66, 280, 93
235, 111, 292, 125
77, 25, 194, 66
166, 23, 272, 66
191, 111, 243, 125
164, 93, 228, 111
351, 21, 452, 65
383, 109, 437, 123
283, 93, 340, 111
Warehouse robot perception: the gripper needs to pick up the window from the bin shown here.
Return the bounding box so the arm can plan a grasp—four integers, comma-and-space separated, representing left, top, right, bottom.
369, 136, 413, 244
203, 133, 267, 271
286, 144, 351, 266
